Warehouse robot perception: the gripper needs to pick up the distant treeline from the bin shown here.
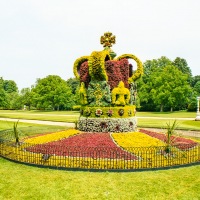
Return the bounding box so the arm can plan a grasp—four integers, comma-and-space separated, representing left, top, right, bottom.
0, 56, 199, 111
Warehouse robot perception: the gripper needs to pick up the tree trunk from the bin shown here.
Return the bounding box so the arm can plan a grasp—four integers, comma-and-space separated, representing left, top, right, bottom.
160, 104, 163, 112
170, 107, 173, 112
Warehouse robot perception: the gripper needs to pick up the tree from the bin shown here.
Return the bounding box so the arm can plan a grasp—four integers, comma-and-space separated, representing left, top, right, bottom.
138, 57, 173, 111
0, 78, 8, 108
66, 77, 80, 106
150, 65, 192, 111
187, 91, 197, 111
32, 75, 75, 110
3, 80, 18, 93
5, 92, 20, 109
194, 81, 200, 95
173, 57, 193, 85
0, 79, 19, 109
66, 78, 79, 95
20, 88, 33, 110
173, 57, 192, 77
138, 56, 193, 112
191, 75, 200, 87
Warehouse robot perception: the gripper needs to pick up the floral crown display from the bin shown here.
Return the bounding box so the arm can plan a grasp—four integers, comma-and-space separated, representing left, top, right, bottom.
73, 32, 143, 133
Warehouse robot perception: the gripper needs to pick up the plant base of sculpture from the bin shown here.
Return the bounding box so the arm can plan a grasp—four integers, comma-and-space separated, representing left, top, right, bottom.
74, 32, 143, 133
78, 116, 137, 132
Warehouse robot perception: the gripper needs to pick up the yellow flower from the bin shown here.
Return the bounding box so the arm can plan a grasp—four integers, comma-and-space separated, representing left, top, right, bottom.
112, 132, 165, 147
24, 129, 80, 144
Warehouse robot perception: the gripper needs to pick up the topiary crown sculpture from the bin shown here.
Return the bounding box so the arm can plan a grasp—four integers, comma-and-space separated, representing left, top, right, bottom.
73, 32, 143, 132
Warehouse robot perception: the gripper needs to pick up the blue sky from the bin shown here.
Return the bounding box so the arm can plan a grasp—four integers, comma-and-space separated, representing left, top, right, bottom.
1, 0, 200, 90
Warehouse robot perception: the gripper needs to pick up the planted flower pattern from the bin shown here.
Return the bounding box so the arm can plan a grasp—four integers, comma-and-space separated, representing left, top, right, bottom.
139, 129, 198, 150
24, 129, 80, 144
95, 109, 103, 117
26, 132, 137, 160
1, 129, 199, 170
112, 132, 165, 147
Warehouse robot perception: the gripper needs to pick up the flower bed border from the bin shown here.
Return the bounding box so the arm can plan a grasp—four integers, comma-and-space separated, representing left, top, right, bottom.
0, 129, 199, 171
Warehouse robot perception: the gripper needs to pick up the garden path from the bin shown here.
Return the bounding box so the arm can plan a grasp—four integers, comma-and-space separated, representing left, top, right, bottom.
0, 117, 199, 137
143, 128, 200, 138
0, 117, 75, 127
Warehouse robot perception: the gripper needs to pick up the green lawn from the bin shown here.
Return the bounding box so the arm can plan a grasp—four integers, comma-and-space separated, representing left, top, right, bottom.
0, 114, 199, 199
137, 111, 196, 118
0, 110, 196, 118
0, 110, 79, 122
0, 157, 199, 200
0, 121, 67, 138
0, 110, 199, 130
138, 118, 200, 130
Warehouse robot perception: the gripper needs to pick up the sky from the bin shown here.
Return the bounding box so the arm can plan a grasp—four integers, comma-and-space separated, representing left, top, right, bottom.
1, 0, 200, 90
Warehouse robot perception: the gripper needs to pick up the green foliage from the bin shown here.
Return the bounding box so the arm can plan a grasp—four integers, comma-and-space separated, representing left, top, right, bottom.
19, 88, 33, 110
0, 78, 20, 109
66, 79, 80, 106
3, 80, 18, 93
32, 75, 75, 110
0, 82, 8, 109
188, 91, 198, 111
0, 54, 199, 111
173, 57, 192, 77
138, 57, 193, 111
72, 105, 81, 110
194, 81, 200, 95
191, 75, 200, 87
87, 81, 111, 106
66, 78, 79, 94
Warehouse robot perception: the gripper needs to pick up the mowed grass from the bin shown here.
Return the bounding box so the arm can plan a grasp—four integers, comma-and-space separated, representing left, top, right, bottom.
0, 121, 67, 137
137, 111, 196, 118
0, 157, 199, 200
0, 110, 196, 118
0, 110, 79, 122
138, 118, 200, 131
0, 110, 196, 120
0, 117, 200, 199
1, 110, 199, 130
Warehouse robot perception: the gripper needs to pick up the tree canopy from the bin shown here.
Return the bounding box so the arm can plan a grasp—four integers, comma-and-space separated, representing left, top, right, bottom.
138, 57, 193, 111
32, 75, 75, 110
0, 56, 199, 111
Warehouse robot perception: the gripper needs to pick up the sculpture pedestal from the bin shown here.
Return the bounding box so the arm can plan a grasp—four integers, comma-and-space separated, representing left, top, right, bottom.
78, 105, 137, 132
78, 117, 137, 132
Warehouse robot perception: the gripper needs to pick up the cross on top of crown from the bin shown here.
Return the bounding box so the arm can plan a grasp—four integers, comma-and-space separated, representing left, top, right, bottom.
100, 32, 116, 48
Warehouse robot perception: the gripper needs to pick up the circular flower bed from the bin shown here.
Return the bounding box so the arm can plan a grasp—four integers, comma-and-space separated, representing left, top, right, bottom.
0, 129, 199, 171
